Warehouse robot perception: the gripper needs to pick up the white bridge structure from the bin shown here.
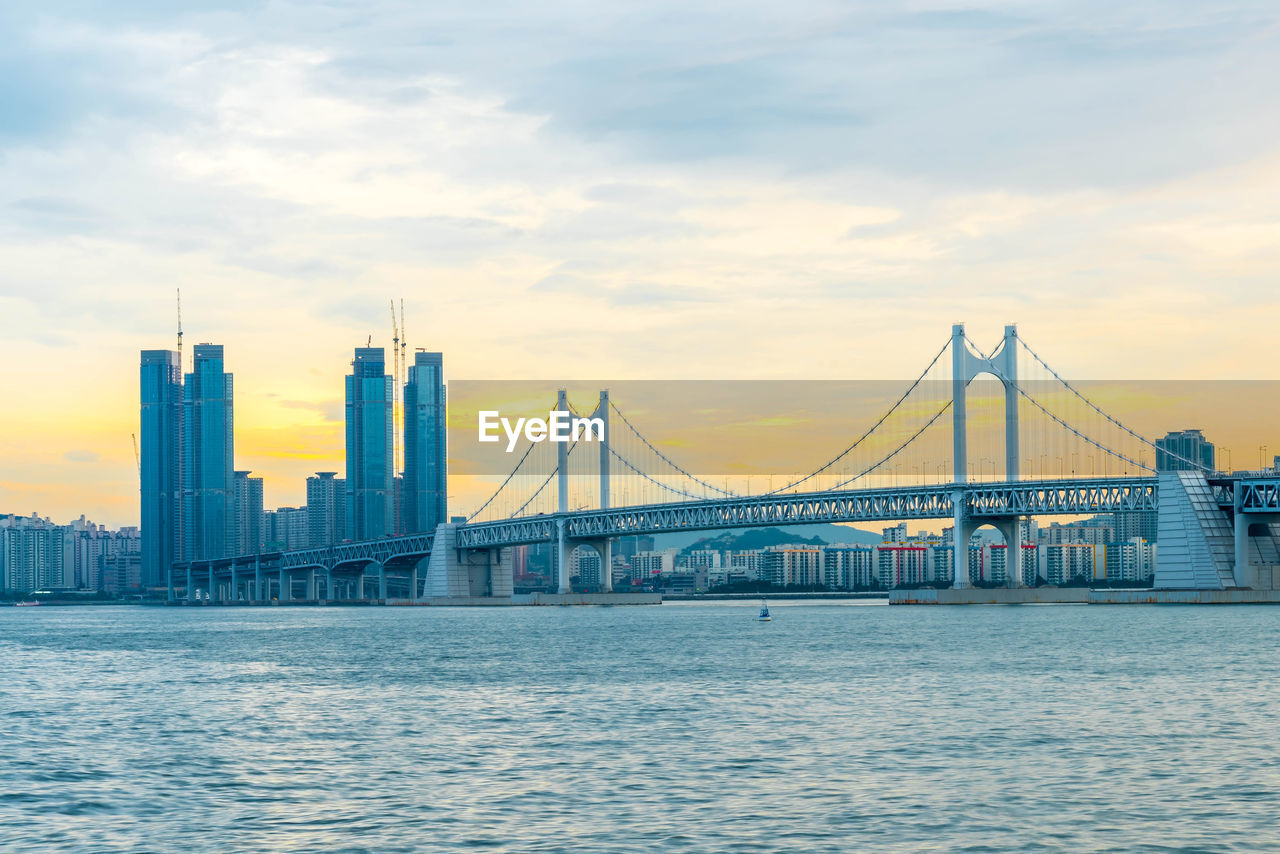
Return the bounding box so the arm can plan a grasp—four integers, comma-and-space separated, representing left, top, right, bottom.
175, 324, 1280, 603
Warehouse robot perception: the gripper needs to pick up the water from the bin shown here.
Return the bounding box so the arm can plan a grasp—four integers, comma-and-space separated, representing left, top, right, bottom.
3, 602, 1280, 853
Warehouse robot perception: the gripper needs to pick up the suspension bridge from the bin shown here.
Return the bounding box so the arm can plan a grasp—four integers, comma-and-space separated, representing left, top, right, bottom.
174, 324, 1280, 604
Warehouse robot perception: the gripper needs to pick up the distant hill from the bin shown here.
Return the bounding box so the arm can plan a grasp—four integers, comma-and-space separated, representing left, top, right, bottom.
652, 523, 883, 554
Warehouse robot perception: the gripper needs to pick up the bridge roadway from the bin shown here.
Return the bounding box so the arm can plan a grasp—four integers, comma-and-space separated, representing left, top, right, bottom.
174, 474, 1280, 601
455, 475, 1160, 549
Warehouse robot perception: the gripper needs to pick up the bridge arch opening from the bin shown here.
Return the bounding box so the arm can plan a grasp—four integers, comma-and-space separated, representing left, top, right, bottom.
962, 523, 1021, 588
567, 543, 606, 592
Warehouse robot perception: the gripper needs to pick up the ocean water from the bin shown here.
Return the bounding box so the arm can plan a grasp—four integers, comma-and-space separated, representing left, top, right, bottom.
2, 602, 1279, 853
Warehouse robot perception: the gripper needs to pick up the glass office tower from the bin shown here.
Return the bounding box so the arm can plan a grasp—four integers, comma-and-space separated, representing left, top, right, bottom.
403, 351, 447, 533
140, 350, 183, 590
345, 348, 393, 540
183, 344, 235, 560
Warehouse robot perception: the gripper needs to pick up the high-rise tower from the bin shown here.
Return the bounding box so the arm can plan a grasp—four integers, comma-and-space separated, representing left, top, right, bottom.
183, 344, 234, 560
233, 470, 263, 555
306, 472, 347, 547
403, 350, 447, 533
345, 347, 393, 540
140, 349, 183, 591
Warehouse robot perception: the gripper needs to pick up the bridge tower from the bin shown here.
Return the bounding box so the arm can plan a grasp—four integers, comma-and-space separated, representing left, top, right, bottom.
556, 388, 571, 594
951, 323, 1022, 589
597, 389, 613, 592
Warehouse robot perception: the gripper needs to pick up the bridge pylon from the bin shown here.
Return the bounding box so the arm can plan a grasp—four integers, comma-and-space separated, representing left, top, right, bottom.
952, 323, 1021, 589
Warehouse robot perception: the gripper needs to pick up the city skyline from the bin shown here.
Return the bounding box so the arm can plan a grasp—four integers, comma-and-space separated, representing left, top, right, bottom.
6, 326, 1280, 531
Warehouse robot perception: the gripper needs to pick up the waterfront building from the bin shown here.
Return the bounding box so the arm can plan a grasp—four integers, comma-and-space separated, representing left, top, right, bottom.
727, 550, 764, 580
68, 518, 141, 590
571, 548, 602, 587
930, 545, 954, 585
1041, 521, 1114, 545
306, 472, 347, 547
1040, 543, 1101, 585
761, 546, 823, 586
823, 545, 877, 589
681, 549, 722, 571
630, 550, 674, 584
233, 471, 263, 556
183, 344, 235, 561
403, 350, 446, 534
345, 348, 393, 540
877, 544, 928, 587
0, 514, 75, 592
140, 349, 183, 588
100, 554, 143, 594
882, 522, 908, 543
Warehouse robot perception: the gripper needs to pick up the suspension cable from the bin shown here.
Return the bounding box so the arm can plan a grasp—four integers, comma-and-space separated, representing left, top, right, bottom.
825, 399, 954, 491
608, 400, 737, 496
762, 336, 952, 495
966, 334, 1153, 474
1018, 337, 1212, 472
607, 445, 719, 501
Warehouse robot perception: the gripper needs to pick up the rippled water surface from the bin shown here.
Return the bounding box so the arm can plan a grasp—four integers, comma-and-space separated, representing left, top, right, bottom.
3, 602, 1280, 852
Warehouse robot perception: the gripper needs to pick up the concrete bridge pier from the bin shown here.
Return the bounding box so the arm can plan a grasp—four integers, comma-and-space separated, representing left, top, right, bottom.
599, 538, 613, 592
556, 518, 570, 594
186, 565, 194, 601
253, 558, 262, 603
306, 568, 317, 601
1235, 512, 1280, 588
375, 562, 386, 602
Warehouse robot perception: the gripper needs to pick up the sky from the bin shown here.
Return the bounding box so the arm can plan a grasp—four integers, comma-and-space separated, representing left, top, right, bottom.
2, 1, 1279, 528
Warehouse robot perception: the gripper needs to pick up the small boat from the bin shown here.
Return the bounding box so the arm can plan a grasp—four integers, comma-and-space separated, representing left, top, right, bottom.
14, 600, 41, 607
757, 599, 771, 621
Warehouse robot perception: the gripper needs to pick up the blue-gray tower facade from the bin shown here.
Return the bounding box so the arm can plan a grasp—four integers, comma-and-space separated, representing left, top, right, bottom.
404, 351, 447, 533
140, 349, 183, 591
183, 344, 235, 561
1156, 429, 1215, 472
346, 347, 393, 540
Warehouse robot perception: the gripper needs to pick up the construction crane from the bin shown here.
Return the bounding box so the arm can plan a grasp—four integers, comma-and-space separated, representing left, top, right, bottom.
176, 288, 184, 369
132, 433, 141, 475
396, 299, 407, 391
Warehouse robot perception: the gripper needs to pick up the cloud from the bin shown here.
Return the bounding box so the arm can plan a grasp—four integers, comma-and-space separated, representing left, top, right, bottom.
3, 0, 1280, 525
63, 450, 101, 463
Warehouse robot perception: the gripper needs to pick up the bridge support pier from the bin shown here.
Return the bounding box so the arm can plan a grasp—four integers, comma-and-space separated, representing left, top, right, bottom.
557, 518, 570, 594
254, 558, 262, 603
599, 538, 613, 592
1235, 512, 1280, 588
230, 562, 239, 602
307, 568, 317, 601
325, 567, 333, 602
186, 565, 194, 602
376, 563, 386, 602
952, 491, 971, 589
279, 568, 289, 602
